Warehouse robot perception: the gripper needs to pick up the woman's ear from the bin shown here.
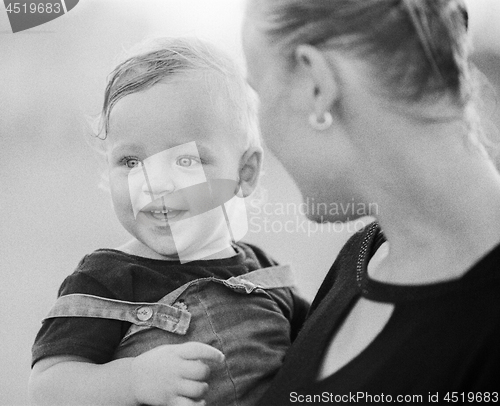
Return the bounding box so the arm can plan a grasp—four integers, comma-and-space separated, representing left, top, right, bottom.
294, 44, 339, 118
238, 146, 263, 197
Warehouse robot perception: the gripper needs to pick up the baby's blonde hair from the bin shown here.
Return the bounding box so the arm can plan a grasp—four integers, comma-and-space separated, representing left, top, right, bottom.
94, 37, 260, 150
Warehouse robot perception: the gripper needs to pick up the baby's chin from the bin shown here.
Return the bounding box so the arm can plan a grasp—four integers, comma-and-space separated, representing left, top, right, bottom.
145, 241, 183, 260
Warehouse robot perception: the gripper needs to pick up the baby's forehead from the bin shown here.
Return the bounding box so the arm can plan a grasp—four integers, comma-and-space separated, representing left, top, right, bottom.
106, 78, 247, 153
110, 79, 222, 122
115, 67, 233, 105
110, 73, 234, 123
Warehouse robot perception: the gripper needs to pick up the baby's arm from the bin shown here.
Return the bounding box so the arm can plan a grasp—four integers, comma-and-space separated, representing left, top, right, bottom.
29, 342, 225, 406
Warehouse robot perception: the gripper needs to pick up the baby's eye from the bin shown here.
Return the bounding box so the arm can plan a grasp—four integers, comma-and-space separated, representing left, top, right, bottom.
176, 157, 199, 167
123, 157, 140, 168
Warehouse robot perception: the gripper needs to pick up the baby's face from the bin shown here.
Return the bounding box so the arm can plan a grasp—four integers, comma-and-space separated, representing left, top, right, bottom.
105, 74, 246, 260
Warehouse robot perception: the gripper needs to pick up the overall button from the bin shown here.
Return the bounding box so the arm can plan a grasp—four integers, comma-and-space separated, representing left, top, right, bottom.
136, 306, 153, 321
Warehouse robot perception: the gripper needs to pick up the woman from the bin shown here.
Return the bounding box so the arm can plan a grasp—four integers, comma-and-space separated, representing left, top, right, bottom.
243, 0, 500, 403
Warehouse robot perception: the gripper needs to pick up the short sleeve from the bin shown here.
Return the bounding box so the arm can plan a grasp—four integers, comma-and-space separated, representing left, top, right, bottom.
31, 270, 128, 367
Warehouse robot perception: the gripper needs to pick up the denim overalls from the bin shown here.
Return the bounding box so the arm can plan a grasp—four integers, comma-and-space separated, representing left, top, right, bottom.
44, 265, 296, 406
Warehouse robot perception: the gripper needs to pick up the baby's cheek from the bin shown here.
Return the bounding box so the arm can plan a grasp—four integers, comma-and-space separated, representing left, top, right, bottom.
109, 178, 134, 212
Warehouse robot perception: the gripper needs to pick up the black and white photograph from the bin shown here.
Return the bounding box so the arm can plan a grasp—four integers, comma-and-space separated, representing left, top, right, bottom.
1, 0, 500, 405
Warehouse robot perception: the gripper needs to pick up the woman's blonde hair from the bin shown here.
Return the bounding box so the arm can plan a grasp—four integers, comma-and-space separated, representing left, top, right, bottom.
257, 0, 471, 105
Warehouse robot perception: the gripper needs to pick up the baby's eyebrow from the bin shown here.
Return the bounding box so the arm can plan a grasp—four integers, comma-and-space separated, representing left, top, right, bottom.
109, 141, 216, 162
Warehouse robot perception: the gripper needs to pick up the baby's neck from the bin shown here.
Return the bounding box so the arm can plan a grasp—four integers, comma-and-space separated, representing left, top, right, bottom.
116, 239, 237, 262
199, 245, 238, 260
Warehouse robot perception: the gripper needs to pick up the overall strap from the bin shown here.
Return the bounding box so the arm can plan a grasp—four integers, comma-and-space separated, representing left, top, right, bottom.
157, 264, 296, 306
46, 265, 295, 343
225, 264, 295, 292
44, 293, 191, 335
119, 264, 296, 344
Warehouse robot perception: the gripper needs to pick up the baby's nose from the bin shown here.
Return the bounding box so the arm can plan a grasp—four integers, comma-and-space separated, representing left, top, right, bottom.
142, 170, 176, 197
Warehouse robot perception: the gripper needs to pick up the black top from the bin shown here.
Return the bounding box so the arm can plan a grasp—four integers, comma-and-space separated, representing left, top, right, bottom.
32, 242, 309, 366
258, 222, 500, 405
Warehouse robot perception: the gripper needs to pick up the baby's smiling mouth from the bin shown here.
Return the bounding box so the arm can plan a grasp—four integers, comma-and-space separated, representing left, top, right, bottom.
147, 208, 186, 221
139, 196, 189, 222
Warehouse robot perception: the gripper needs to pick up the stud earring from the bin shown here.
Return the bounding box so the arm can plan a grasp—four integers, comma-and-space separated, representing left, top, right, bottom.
309, 111, 333, 131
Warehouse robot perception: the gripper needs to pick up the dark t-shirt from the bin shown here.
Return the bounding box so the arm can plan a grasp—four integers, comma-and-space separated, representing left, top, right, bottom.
32, 242, 309, 366
258, 222, 500, 405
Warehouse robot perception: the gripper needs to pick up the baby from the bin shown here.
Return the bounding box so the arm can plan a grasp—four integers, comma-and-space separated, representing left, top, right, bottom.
29, 37, 308, 406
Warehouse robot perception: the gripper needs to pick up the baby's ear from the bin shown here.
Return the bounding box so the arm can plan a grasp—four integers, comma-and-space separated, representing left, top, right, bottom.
238, 146, 263, 197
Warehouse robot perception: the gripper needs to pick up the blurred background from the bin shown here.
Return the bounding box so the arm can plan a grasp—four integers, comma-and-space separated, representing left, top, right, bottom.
1, 1, 499, 404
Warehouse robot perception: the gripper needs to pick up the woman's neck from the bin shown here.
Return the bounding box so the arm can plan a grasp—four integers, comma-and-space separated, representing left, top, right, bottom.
357, 113, 500, 284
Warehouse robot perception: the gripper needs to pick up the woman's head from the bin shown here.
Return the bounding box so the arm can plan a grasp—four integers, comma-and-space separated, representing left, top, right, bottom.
243, 0, 474, 222
247, 0, 470, 104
